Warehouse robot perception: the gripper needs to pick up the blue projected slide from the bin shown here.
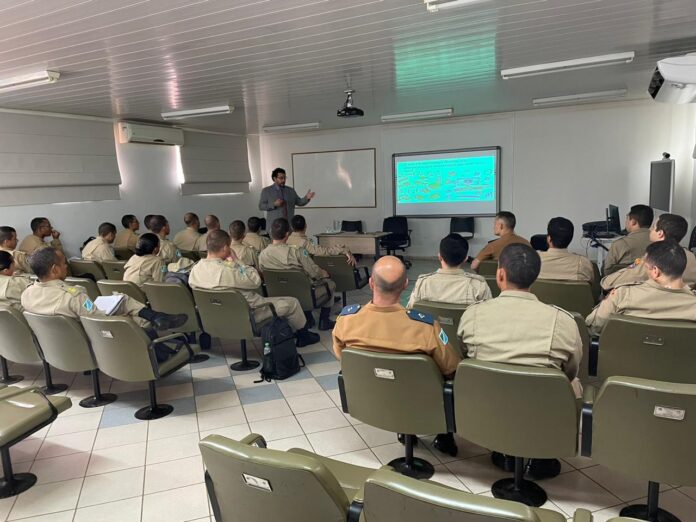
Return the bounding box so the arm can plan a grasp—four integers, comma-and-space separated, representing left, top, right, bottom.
393, 148, 499, 217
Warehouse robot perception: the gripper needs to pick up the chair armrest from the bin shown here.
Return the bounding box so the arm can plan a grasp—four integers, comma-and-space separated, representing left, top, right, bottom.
310, 281, 331, 309
444, 381, 456, 433
240, 433, 268, 448
347, 500, 363, 522
580, 386, 596, 457
352, 266, 370, 288
572, 508, 593, 522
152, 332, 190, 345
338, 372, 349, 413
589, 339, 599, 376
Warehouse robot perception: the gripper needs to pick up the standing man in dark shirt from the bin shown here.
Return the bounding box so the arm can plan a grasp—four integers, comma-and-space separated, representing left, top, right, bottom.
258, 168, 315, 223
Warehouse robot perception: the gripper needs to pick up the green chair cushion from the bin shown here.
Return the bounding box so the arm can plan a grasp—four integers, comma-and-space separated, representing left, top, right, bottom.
0, 390, 72, 445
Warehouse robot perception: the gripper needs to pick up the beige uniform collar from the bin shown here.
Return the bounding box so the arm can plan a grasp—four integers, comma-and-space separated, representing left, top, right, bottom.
363, 302, 404, 313
629, 228, 650, 236
437, 267, 466, 275
291, 231, 307, 238
645, 278, 692, 293
498, 290, 539, 301
37, 279, 64, 287
230, 239, 243, 245
547, 248, 569, 253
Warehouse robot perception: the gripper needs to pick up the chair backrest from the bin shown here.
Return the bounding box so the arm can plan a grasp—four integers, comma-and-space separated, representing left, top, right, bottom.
382, 216, 408, 237
259, 217, 267, 231
571, 312, 591, 385
0, 306, 42, 364
363, 468, 544, 522
483, 276, 500, 298
597, 316, 696, 384
102, 260, 127, 280
454, 360, 578, 458
97, 280, 147, 304
65, 277, 101, 301
592, 377, 696, 486
79, 315, 157, 382
143, 282, 200, 333
529, 234, 548, 251
262, 269, 315, 310
192, 288, 254, 340
313, 256, 366, 294
449, 217, 474, 237
114, 247, 134, 261
341, 348, 447, 435
200, 434, 350, 522
23, 312, 97, 372
477, 260, 498, 276
412, 300, 467, 357
179, 250, 200, 262
590, 262, 601, 303
69, 259, 106, 281
530, 279, 595, 318
341, 220, 363, 233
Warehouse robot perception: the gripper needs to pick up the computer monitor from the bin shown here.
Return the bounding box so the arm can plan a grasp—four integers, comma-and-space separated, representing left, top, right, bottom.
607, 205, 621, 234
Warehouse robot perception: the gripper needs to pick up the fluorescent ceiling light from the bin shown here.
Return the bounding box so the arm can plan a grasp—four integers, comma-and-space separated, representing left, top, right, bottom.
532, 89, 628, 107
501, 52, 635, 79
161, 105, 233, 120
263, 122, 321, 133
424, 0, 486, 12
0, 70, 60, 94
381, 108, 453, 123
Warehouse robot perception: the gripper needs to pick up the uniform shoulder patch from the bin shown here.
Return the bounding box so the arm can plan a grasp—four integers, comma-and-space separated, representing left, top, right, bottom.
407, 309, 434, 325
438, 327, 449, 345
301, 248, 309, 257
65, 286, 83, 295
339, 304, 361, 316
82, 298, 94, 312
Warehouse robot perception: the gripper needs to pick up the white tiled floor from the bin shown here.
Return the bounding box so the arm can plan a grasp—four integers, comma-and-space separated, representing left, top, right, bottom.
3, 259, 696, 521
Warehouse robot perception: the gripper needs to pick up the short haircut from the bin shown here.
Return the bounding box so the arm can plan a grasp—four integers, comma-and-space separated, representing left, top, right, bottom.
0, 251, 13, 271
229, 220, 245, 241
372, 267, 407, 295
547, 217, 574, 249
184, 212, 199, 226
656, 213, 688, 242
291, 215, 306, 232
121, 214, 137, 228
98, 222, 117, 237
207, 230, 231, 253
247, 217, 262, 233
439, 234, 469, 267
498, 243, 541, 289
271, 218, 290, 240
29, 247, 60, 279
496, 211, 516, 230
629, 205, 654, 228
0, 226, 16, 244
144, 214, 154, 230
149, 215, 168, 234
30, 217, 48, 233
271, 167, 286, 179
205, 215, 220, 229
645, 240, 686, 279
135, 233, 159, 256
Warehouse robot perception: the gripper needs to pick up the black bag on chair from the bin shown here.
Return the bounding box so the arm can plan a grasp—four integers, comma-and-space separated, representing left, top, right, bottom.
256, 317, 304, 382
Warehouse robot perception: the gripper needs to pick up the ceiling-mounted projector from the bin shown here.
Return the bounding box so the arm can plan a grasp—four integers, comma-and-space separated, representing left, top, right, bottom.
337, 89, 364, 117
648, 53, 696, 104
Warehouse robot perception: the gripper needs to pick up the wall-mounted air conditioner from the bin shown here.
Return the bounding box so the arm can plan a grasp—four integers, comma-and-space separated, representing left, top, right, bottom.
118, 122, 185, 146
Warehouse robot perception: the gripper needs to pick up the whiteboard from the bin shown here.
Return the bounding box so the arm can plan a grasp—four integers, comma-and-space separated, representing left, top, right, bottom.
291, 148, 376, 208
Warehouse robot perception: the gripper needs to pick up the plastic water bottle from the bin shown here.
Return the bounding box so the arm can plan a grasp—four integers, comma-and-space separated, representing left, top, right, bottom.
263, 342, 271, 355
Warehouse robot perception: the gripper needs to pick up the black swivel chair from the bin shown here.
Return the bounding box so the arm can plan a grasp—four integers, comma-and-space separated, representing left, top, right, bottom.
259, 217, 270, 239
341, 220, 363, 234
689, 226, 696, 252
380, 217, 412, 269
450, 217, 474, 239
530, 235, 548, 252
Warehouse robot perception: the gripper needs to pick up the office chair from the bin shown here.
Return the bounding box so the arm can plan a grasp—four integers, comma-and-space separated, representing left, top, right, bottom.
689, 226, 696, 252
380, 217, 412, 268
341, 220, 363, 233
529, 235, 548, 251
450, 217, 474, 239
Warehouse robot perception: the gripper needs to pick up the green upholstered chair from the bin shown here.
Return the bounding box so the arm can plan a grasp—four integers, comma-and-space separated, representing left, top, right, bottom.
338, 348, 451, 479
179, 250, 200, 262
357, 467, 592, 522
23, 312, 116, 408
143, 282, 211, 350
101, 260, 127, 280
454, 360, 578, 507
0, 387, 71, 498
412, 300, 468, 357
68, 259, 106, 281
199, 433, 374, 522
477, 260, 498, 276
262, 269, 331, 312
65, 277, 100, 301
0, 307, 67, 394
484, 276, 501, 298
80, 315, 195, 420
97, 279, 147, 304
192, 288, 275, 371
582, 377, 696, 521
530, 280, 595, 318
313, 255, 369, 307
114, 247, 134, 261
571, 312, 592, 386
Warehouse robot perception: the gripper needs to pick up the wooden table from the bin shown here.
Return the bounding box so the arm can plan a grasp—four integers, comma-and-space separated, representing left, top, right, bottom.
316, 232, 391, 258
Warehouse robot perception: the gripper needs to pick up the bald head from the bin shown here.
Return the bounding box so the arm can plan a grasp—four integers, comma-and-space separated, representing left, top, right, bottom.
371, 256, 408, 300
205, 215, 220, 230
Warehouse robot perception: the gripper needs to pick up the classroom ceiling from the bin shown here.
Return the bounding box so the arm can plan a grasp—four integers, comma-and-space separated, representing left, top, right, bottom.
0, 0, 694, 134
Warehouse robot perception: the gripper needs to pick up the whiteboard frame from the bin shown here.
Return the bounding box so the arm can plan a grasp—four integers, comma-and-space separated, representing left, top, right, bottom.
391, 146, 502, 218
291, 148, 377, 209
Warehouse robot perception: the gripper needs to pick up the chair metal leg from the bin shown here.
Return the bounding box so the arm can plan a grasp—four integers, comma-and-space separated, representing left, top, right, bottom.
0, 446, 36, 498
387, 434, 434, 479
79, 369, 117, 408
229, 339, 260, 371
0, 357, 22, 384
620, 482, 681, 522
342, 292, 347, 308
492, 457, 547, 507
135, 381, 173, 420
199, 332, 212, 351
40, 361, 68, 395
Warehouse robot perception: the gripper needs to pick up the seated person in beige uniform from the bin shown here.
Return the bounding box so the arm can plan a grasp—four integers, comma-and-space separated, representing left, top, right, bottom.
603, 204, 653, 275
471, 211, 530, 271
538, 217, 593, 282
0, 251, 32, 312
124, 233, 166, 287
333, 255, 461, 456
0, 226, 32, 274
459, 243, 583, 479
196, 215, 221, 252
258, 218, 337, 331
587, 240, 696, 336
189, 230, 319, 347
18, 217, 62, 255
114, 214, 140, 252
143, 214, 155, 232
601, 213, 696, 290
82, 222, 117, 263
228, 221, 259, 267
21, 248, 187, 361
173, 213, 202, 252
406, 233, 491, 308
243, 217, 270, 252
288, 215, 356, 266
149, 215, 181, 264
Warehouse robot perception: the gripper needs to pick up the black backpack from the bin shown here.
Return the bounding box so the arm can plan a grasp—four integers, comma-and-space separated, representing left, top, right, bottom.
256, 317, 304, 382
